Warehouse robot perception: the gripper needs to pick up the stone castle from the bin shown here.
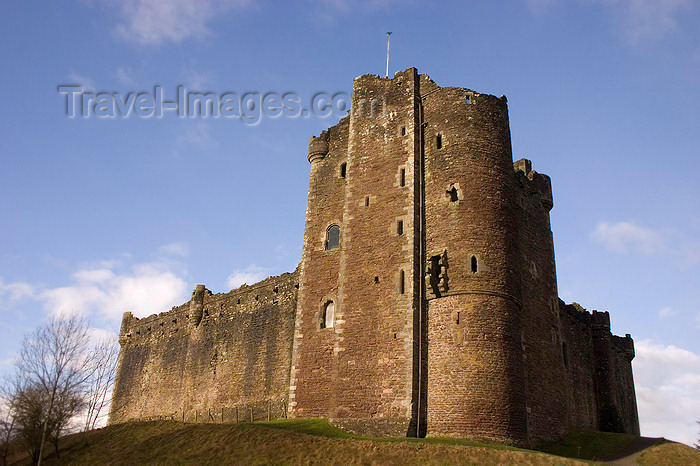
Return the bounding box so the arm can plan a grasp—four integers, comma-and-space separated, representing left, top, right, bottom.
108, 68, 639, 447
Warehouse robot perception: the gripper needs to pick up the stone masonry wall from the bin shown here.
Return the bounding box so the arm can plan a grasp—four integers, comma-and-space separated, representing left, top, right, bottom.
422, 81, 528, 445
559, 302, 640, 435
514, 161, 569, 446
109, 270, 298, 424
290, 69, 420, 435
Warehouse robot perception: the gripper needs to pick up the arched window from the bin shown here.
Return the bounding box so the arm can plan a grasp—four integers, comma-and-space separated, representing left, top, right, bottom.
471, 256, 478, 274
321, 301, 334, 329
326, 225, 340, 250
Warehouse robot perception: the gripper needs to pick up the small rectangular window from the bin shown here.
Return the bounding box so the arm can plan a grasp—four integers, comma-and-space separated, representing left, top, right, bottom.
340, 162, 347, 178
400, 168, 405, 187
397, 220, 403, 235
436, 134, 443, 149
365, 196, 370, 207
399, 270, 405, 294
401, 126, 406, 135
465, 95, 471, 104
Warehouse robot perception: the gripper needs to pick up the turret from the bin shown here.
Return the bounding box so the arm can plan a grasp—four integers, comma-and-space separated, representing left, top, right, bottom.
307, 131, 329, 163
118, 311, 133, 345
189, 284, 206, 326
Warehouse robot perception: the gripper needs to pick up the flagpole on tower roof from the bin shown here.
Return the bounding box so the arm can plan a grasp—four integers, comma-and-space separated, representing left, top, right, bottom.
386, 32, 392, 78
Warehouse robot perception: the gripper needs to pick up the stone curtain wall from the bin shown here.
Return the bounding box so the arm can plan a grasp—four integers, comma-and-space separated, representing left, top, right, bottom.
109, 270, 298, 424
559, 302, 640, 436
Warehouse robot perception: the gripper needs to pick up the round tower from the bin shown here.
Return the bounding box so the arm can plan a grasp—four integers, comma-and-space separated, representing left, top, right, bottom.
421, 83, 527, 445
307, 131, 329, 163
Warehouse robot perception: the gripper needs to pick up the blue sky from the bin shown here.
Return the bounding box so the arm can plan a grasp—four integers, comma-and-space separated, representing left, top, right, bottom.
1, 0, 699, 446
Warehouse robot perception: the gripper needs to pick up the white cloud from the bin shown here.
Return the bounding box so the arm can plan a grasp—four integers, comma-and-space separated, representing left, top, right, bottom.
658, 307, 677, 319
41, 260, 188, 323
157, 241, 190, 257
179, 63, 211, 90
0, 244, 194, 327
525, 0, 694, 44
633, 340, 700, 446
591, 221, 667, 255
226, 265, 269, 289
176, 123, 213, 149
599, 0, 694, 45
113, 0, 250, 46
67, 71, 96, 93
0, 278, 34, 308
115, 66, 136, 86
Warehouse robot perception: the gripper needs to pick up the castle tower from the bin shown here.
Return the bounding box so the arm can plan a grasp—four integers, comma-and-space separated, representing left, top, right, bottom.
289, 68, 580, 444
419, 78, 530, 444
289, 68, 422, 435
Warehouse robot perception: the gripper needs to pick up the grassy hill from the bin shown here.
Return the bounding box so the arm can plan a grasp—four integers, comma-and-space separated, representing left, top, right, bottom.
6, 419, 700, 465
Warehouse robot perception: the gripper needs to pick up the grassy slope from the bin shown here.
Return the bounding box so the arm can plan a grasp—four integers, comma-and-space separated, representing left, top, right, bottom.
543, 429, 638, 461
8, 419, 699, 465
638, 441, 700, 466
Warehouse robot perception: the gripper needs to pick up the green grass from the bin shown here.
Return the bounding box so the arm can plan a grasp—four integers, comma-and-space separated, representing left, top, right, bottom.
255, 418, 355, 439
542, 428, 638, 461
256, 418, 526, 450
7, 419, 697, 465
638, 440, 700, 466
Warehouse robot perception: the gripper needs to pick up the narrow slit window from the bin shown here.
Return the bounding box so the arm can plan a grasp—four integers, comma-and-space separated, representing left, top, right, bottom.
401, 126, 406, 136
471, 256, 478, 273
374, 276, 380, 284
365, 196, 370, 207
399, 270, 405, 294
340, 162, 347, 178
397, 220, 403, 236
326, 225, 340, 250
321, 301, 334, 329
436, 134, 443, 149
400, 168, 406, 187
448, 186, 459, 202
456, 311, 460, 325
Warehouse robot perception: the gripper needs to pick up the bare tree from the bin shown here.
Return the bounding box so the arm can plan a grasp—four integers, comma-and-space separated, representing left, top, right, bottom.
9, 381, 47, 464
13, 315, 92, 465
82, 335, 119, 443
0, 392, 16, 466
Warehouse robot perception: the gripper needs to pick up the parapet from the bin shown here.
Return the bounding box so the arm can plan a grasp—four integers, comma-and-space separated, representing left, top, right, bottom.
592, 310, 612, 330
